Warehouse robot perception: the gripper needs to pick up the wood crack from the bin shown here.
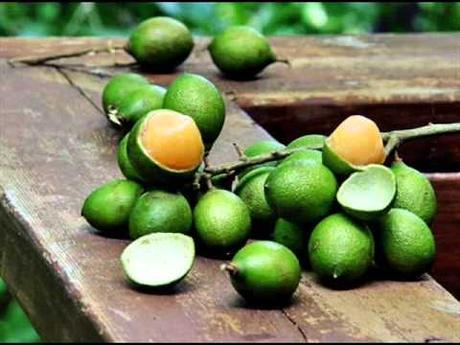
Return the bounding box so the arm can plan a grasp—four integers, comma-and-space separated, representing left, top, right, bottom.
281, 308, 308, 342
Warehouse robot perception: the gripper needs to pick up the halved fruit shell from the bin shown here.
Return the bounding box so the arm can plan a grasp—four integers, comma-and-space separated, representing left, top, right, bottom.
121, 232, 195, 288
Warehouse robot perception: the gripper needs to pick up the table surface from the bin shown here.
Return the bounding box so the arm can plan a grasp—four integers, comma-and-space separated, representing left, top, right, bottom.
1, 34, 460, 342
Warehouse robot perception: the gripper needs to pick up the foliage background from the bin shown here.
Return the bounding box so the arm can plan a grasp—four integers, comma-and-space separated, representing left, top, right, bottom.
1, 2, 459, 343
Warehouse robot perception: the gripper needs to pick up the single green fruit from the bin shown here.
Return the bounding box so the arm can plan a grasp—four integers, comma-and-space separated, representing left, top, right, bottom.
117, 133, 147, 183
309, 213, 374, 286
239, 140, 286, 177
322, 139, 360, 176
223, 241, 301, 303
129, 190, 193, 239
278, 149, 322, 168
286, 134, 326, 150
121, 232, 195, 288
127, 17, 194, 72
391, 160, 437, 224
102, 73, 149, 122
337, 164, 396, 221
272, 218, 309, 264
81, 179, 144, 234
235, 166, 277, 238
127, 109, 204, 186
163, 73, 225, 149
194, 189, 251, 257
265, 160, 338, 225
376, 208, 436, 278
209, 26, 278, 80
110, 84, 166, 127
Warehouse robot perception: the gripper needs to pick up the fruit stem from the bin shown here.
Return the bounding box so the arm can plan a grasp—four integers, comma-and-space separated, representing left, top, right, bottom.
8, 43, 127, 66
275, 58, 291, 67
220, 263, 240, 276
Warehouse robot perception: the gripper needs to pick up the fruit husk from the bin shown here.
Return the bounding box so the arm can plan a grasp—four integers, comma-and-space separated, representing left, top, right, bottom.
322, 138, 362, 176
117, 133, 148, 184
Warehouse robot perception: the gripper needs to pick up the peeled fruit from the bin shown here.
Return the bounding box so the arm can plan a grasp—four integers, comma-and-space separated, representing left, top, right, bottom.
163, 73, 225, 149
193, 189, 251, 257
127, 109, 204, 185
234, 166, 277, 238
126, 17, 194, 72
110, 84, 166, 127
81, 179, 143, 234
102, 73, 149, 122
286, 134, 326, 150
265, 160, 338, 225
337, 165, 396, 221
323, 115, 385, 175
129, 190, 193, 239
391, 160, 437, 224
309, 213, 374, 286
117, 133, 147, 183
222, 241, 301, 303
121, 232, 195, 288
375, 208, 436, 279
209, 26, 279, 80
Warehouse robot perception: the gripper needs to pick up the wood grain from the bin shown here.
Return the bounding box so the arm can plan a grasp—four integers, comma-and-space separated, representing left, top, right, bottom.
1, 36, 460, 342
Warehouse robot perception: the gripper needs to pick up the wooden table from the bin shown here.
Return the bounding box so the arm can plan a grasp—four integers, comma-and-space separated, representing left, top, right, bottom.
1, 35, 460, 342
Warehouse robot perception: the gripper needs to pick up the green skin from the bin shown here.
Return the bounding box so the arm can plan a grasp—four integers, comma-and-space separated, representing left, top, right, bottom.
308, 213, 374, 286
239, 140, 286, 178
115, 84, 166, 127
322, 139, 360, 176
193, 189, 251, 257
102, 73, 149, 115
278, 149, 322, 168
117, 133, 148, 184
129, 190, 193, 240
265, 160, 338, 225
227, 241, 301, 303
127, 111, 201, 187
209, 26, 277, 80
286, 134, 326, 150
272, 218, 310, 266
127, 17, 194, 72
81, 179, 144, 235
163, 73, 225, 150
391, 161, 437, 224
376, 208, 436, 279
235, 166, 277, 238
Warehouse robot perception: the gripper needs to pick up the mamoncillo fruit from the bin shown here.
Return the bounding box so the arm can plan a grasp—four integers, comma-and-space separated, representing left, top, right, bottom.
193, 189, 251, 257
81, 179, 144, 235
208, 26, 283, 80
126, 16, 194, 72
222, 241, 301, 303
272, 218, 310, 265
239, 140, 286, 177
163, 73, 225, 150
117, 133, 147, 183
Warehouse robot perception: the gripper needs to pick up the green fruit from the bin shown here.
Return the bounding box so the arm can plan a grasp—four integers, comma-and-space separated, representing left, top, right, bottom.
127, 17, 194, 71
278, 149, 322, 168
391, 161, 437, 224
209, 26, 278, 80
337, 165, 396, 221
121, 233, 195, 288
163, 73, 225, 149
223, 241, 301, 303
239, 140, 286, 177
81, 179, 144, 234
110, 84, 166, 127
376, 208, 436, 278
102, 73, 149, 121
117, 133, 147, 183
127, 109, 204, 186
129, 190, 193, 239
286, 134, 326, 150
194, 189, 251, 257
309, 213, 374, 286
272, 218, 309, 263
235, 166, 277, 238
265, 160, 338, 225
322, 139, 360, 176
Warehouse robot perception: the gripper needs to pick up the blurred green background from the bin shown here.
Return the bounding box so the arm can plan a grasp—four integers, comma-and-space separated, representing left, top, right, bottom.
1, 2, 459, 343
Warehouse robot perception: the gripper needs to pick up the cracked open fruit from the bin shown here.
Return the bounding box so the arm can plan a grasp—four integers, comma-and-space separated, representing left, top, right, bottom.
222, 241, 301, 303
126, 17, 194, 72
323, 115, 386, 175
117, 133, 147, 183
121, 233, 195, 288
127, 109, 204, 186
